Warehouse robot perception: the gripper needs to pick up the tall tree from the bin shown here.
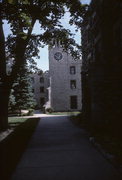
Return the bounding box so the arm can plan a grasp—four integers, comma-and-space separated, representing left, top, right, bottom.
0, 0, 86, 130
9, 64, 36, 114
8, 88, 16, 113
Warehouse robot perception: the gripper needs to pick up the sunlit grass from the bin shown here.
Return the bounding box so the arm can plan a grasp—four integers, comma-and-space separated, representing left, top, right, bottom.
8, 117, 28, 124
47, 111, 81, 116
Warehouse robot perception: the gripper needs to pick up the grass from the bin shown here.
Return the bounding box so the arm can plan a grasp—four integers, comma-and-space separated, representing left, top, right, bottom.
8, 117, 28, 124
0, 117, 40, 180
46, 111, 81, 116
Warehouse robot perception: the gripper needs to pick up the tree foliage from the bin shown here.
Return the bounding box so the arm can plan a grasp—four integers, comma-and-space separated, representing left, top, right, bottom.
3, 0, 87, 62
8, 88, 16, 112
9, 64, 36, 113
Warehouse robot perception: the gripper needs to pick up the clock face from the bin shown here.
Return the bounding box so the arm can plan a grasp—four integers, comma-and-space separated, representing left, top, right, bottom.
54, 52, 62, 61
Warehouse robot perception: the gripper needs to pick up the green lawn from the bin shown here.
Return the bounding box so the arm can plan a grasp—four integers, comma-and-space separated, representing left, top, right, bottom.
0, 117, 40, 180
8, 117, 28, 123
47, 111, 81, 116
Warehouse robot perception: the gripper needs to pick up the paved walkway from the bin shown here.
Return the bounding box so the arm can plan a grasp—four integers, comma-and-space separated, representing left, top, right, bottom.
12, 115, 121, 180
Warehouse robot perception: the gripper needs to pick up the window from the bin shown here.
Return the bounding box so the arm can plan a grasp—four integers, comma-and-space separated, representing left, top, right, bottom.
53, 40, 55, 46
40, 98, 45, 107
40, 77, 44, 83
40, 87, 44, 93
31, 77, 34, 83
70, 96, 77, 109
70, 66, 76, 74
70, 80, 76, 89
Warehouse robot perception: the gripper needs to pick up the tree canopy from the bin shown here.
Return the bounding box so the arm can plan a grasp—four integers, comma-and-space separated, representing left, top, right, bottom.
9, 64, 36, 114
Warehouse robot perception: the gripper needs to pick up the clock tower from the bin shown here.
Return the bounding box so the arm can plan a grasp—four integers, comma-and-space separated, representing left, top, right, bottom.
49, 40, 82, 111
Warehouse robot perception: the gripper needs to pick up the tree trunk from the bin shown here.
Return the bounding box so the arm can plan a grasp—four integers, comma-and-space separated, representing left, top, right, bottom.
0, 82, 10, 130
0, 12, 9, 130
0, 12, 36, 130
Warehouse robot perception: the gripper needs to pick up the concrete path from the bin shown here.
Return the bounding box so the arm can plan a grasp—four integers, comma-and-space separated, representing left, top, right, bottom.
12, 115, 121, 180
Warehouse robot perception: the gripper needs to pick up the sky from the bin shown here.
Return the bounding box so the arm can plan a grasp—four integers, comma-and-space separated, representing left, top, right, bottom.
3, 0, 91, 71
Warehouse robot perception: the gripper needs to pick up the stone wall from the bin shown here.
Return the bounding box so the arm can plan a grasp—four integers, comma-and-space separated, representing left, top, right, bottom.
49, 43, 82, 111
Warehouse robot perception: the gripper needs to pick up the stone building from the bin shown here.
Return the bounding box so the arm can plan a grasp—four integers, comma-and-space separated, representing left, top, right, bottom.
32, 71, 50, 109
81, 0, 122, 131
48, 41, 82, 112
32, 41, 82, 112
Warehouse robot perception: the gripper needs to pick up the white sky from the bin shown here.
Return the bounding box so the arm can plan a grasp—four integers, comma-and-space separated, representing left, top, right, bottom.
3, 0, 91, 71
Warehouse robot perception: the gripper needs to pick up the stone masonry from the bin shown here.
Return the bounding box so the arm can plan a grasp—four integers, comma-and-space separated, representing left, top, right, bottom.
49, 41, 82, 111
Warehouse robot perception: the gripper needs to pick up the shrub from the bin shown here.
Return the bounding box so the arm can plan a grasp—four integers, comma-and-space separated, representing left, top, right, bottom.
46, 108, 53, 113
27, 109, 34, 116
